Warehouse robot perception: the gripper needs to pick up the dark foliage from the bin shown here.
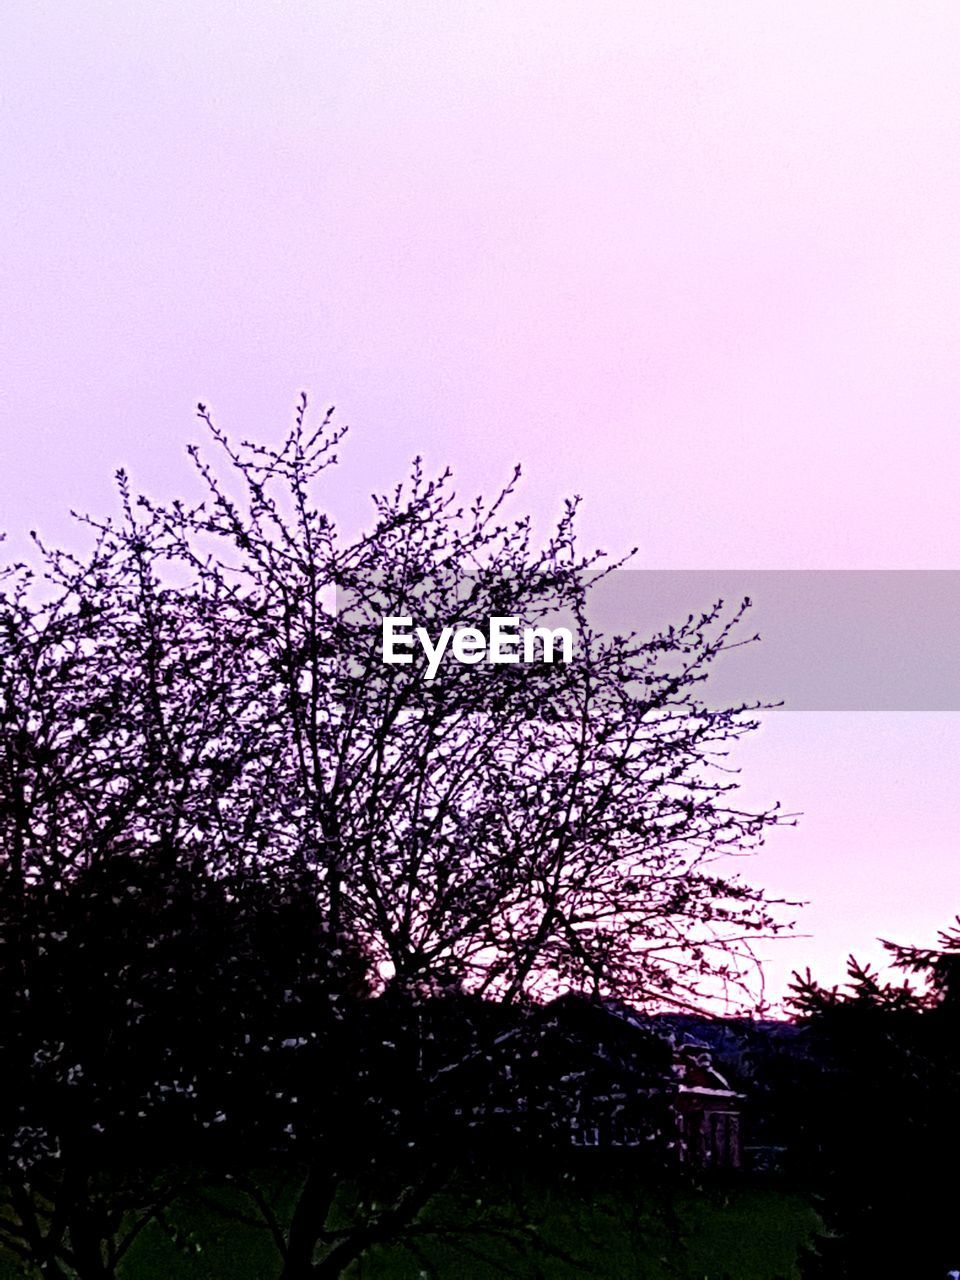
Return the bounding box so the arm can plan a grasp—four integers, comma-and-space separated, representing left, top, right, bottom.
785, 945, 960, 1279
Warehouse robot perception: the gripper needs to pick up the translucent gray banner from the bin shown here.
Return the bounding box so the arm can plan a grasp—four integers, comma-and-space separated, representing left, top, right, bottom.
335, 570, 960, 710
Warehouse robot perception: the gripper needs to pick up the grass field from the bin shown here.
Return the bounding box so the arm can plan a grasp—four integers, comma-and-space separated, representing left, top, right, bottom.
1, 1174, 825, 1279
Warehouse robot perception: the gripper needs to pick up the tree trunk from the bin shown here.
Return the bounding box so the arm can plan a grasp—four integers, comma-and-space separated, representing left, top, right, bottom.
279, 1166, 337, 1280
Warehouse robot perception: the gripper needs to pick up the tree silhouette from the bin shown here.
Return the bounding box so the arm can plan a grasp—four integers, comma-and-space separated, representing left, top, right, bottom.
0, 399, 789, 1277
787, 943, 960, 1278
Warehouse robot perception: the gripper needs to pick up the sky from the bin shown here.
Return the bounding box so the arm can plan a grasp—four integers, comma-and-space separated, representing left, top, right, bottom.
3, 1, 960, 1007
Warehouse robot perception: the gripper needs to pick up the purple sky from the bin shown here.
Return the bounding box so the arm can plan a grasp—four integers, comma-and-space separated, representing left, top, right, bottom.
3, 2, 960, 1005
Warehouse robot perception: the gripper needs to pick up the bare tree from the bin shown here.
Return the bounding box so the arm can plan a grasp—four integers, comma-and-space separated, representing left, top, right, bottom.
0, 398, 790, 1277
134, 397, 787, 1004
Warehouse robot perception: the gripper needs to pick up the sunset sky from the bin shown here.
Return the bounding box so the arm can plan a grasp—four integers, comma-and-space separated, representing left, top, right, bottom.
3, 1, 960, 1006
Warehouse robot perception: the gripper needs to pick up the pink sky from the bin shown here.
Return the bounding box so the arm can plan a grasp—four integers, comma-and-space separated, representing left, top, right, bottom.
3, 2, 960, 1005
